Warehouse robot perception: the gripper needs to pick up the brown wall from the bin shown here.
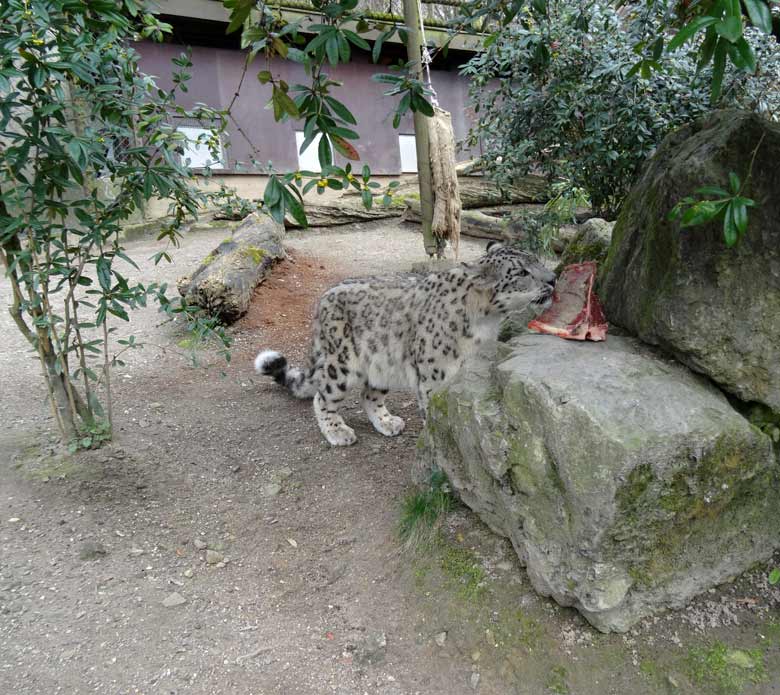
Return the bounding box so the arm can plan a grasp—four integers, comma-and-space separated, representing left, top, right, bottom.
136, 41, 477, 175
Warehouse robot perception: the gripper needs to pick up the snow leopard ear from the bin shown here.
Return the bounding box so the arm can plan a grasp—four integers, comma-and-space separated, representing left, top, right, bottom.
486, 241, 504, 252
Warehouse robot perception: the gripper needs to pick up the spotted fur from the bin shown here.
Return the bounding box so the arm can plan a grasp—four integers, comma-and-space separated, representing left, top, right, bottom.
255, 243, 555, 446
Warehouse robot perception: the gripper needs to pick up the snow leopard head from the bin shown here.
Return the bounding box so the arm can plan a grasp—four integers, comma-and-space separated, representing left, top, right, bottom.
473, 242, 556, 314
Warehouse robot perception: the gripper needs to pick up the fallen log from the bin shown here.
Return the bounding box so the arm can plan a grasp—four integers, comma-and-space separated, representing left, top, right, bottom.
177, 212, 285, 324
284, 198, 404, 228
404, 201, 550, 241
396, 174, 549, 209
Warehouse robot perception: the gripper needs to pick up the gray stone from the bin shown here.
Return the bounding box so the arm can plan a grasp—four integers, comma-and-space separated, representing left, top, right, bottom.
193, 538, 207, 550
600, 110, 780, 414
417, 335, 779, 632
205, 550, 223, 565
354, 631, 387, 666
434, 631, 447, 647
261, 483, 282, 498
557, 217, 614, 271
78, 541, 107, 561
162, 592, 187, 608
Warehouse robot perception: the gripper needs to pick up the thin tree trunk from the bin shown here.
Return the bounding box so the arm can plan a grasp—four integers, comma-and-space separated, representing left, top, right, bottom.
401, 0, 438, 257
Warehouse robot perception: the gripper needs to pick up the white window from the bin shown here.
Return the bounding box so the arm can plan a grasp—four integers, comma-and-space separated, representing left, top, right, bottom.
178, 126, 224, 169
295, 131, 322, 171
399, 134, 418, 173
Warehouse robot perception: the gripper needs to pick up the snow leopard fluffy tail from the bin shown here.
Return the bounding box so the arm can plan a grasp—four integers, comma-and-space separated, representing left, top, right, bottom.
254, 350, 317, 399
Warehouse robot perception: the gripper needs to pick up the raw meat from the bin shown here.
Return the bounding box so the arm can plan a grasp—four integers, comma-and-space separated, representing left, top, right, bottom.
528, 261, 608, 341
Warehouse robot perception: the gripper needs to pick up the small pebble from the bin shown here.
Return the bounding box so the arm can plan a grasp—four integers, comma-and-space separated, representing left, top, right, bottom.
193, 538, 207, 550
162, 592, 186, 608
205, 550, 224, 565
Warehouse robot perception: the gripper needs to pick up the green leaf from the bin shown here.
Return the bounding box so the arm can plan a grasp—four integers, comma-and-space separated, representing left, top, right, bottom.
257, 70, 272, 84
361, 189, 373, 209
681, 200, 725, 227
96, 257, 112, 292
224, 0, 254, 34
715, 16, 742, 43
282, 187, 308, 227
343, 30, 370, 51
668, 16, 719, 52
413, 94, 434, 117
769, 568, 780, 585
723, 210, 738, 247
264, 176, 281, 208
372, 73, 402, 85
695, 185, 730, 197
730, 200, 748, 235
324, 96, 357, 125
731, 37, 756, 73
271, 85, 299, 120
329, 126, 360, 140
728, 172, 741, 195
711, 39, 728, 103
743, 0, 773, 33
318, 134, 333, 167
326, 35, 340, 66
698, 27, 718, 69
372, 29, 394, 63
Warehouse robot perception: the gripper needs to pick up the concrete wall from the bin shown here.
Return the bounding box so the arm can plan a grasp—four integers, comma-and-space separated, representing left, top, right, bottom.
136, 41, 478, 176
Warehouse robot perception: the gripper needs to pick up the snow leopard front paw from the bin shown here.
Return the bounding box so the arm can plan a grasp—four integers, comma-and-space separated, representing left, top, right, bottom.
322, 423, 358, 447
372, 414, 406, 437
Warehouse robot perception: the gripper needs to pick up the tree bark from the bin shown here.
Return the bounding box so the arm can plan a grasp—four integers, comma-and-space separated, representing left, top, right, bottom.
396, 174, 550, 209
177, 213, 286, 324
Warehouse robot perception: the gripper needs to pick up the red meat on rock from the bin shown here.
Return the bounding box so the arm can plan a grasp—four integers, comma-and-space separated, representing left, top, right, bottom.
528, 261, 608, 341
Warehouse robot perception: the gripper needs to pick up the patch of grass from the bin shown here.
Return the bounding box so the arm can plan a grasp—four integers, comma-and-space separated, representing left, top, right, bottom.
440, 542, 486, 601
515, 610, 544, 650
686, 641, 767, 695
398, 469, 454, 549
545, 665, 569, 694
639, 658, 660, 680
763, 621, 780, 646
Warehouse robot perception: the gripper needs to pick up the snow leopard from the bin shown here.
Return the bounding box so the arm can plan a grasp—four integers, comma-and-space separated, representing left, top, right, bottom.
255, 242, 556, 446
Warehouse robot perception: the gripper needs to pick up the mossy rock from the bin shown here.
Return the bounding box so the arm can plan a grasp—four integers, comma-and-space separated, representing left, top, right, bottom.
416, 335, 780, 632
600, 110, 780, 415
556, 218, 614, 273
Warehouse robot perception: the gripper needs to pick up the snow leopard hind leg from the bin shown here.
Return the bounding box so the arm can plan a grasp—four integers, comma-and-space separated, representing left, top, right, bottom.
312, 359, 359, 446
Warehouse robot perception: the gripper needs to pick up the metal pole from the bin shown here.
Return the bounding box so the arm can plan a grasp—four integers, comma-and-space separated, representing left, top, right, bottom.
401, 0, 437, 256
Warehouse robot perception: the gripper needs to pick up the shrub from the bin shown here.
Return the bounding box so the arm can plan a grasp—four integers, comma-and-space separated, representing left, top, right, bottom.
462, 0, 780, 219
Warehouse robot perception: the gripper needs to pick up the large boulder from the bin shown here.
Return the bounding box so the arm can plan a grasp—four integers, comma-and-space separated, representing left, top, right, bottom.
600, 111, 780, 413
416, 335, 779, 632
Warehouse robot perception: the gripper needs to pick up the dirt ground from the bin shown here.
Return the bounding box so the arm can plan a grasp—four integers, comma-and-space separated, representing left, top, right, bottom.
1, 220, 779, 695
